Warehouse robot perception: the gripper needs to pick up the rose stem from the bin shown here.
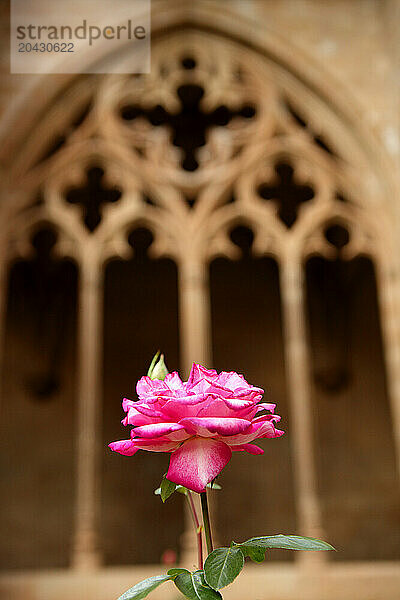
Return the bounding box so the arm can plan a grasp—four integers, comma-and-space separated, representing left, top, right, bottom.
200, 490, 214, 555
186, 490, 203, 570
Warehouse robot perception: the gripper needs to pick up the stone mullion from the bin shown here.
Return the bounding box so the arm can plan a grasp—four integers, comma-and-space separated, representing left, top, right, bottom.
375, 257, 400, 484
72, 252, 103, 569
279, 253, 326, 565
0, 247, 8, 417
178, 259, 213, 377
178, 257, 215, 567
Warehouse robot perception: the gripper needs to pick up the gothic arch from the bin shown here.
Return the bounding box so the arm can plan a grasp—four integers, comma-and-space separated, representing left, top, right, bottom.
0, 2, 399, 596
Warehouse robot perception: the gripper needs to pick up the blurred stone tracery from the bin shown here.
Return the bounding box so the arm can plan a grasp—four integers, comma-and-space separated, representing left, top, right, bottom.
0, 2, 399, 599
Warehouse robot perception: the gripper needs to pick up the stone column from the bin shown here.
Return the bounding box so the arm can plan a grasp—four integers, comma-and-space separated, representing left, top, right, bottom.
375, 260, 400, 483
179, 260, 212, 376
279, 254, 326, 565
178, 258, 214, 567
72, 254, 103, 569
0, 253, 8, 415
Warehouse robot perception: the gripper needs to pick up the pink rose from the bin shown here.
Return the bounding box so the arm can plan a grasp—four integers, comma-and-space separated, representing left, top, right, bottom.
109, 363, 283, 493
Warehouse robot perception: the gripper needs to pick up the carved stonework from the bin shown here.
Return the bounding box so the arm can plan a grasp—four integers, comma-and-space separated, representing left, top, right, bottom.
2, 29, 388, 272
0, 7, 398, 592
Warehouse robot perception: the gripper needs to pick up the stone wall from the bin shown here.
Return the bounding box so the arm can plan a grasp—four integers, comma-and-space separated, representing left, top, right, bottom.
0, 1, 399, 599
0, 0, 396, 166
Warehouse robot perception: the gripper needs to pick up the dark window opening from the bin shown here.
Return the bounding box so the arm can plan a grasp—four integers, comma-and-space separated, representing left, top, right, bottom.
0, 226, 77, 569
210, 241, 295, 560
101, 227, 183, 565
306, 256, 400, 560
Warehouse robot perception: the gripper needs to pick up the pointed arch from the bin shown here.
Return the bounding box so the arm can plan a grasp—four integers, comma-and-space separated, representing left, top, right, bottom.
0, 2, 399, 596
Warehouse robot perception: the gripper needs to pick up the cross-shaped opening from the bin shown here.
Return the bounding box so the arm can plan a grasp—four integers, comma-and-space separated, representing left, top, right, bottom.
65, 166, 122, 232
120, 84, 256, 171
257, 162, 314, 228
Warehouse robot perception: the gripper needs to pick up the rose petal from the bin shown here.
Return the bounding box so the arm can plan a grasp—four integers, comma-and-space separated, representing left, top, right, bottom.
217, 420, 284, 446
133, 422, 185, 439
179, 417, 252, 437
253, 414, 281, 424
196, 397, 239, 418
164, 393, 207, 405
231, 443, 264, 455
165, 429, 191, 442
187, 363, 218, 387
165, 372, 184, 390
217, 370, 247, 390
122, 398, 135, 412
256, 402, 276, 414
194, 398, 259, 421
136, 376, 168, 399
167, 438, 232, 493
193, 378, 262, 401
195, 380, 235, 399
109, 440, 139, 456
133, 403, 166, 418
122, 409, 155, 427
131, 437, 180, 452
222, 397, 256, 410
160, 395, 208, 421
216, 371, 264, 395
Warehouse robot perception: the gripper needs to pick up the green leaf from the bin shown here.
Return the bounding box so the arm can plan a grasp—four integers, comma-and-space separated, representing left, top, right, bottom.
147, 352, 168, 380
238, 544, 265, 563
117, 575, 171, 600
160, 477, 177, 502
204, 546, 244, 590
236, 535, 335, 562
174, 570, 222, 600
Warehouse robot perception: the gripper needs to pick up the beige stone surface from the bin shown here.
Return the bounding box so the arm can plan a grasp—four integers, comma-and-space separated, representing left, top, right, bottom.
0, 1, 399, 598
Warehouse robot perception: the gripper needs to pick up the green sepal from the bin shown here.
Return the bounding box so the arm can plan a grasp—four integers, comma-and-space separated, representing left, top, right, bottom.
154, 481, 219, 499
204, 546, 245, 590
160, 477, 177, 502
174, 570, 222, 600
146, 351, 160, 377
117, 575, 171, 600
234, 534, 336, 562
147, 352, 168, 380
154, 484, 187, 497
167, 568, 190, 580
208, 482, 222, 490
